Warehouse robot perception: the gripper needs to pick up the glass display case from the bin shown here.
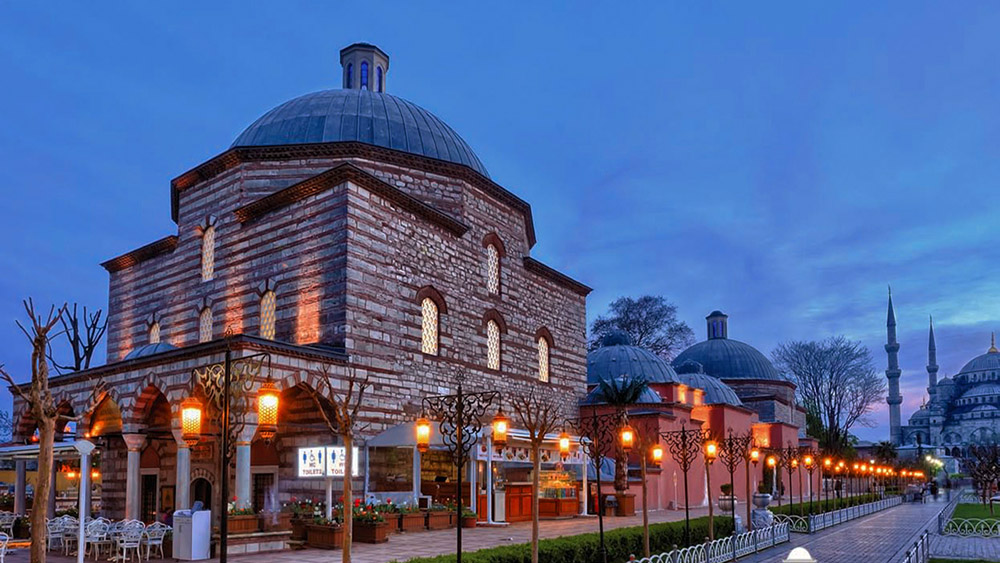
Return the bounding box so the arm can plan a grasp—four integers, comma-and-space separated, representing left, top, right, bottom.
537, 469, 579, 517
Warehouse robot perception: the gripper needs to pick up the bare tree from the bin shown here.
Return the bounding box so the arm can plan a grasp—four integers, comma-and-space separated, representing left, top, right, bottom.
630, 416, 660, 558
772, 337, 885, 454
589, 296, 695, 361
0, 410, 12, 442
509, 388, 563, 563
48, 303, 108, 374
305, 365, 369, 563
0, 299, 104, 563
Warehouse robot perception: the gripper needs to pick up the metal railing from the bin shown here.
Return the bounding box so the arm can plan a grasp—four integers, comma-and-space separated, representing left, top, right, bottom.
901, 529, 929, 563
937, 488, 1000, 537
627, 522, 790, 563
772, 496, 902, 533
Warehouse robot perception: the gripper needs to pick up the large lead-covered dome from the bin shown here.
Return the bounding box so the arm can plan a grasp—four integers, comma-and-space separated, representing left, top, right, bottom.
671, 310, 785, 382
230, 43, 489, 178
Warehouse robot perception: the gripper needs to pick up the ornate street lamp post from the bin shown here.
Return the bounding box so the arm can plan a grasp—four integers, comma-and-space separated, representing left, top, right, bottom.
747, 444, 760, 530
777, 443, 798, 513
802, 452, 815, 515
822, 457, 833, 511
182, 339, 272, 563
716, 428, 752, 534
704, 439, 718, 540
567, 410, 625, 563
766, 455, 779, 506
417, 374, 504, 563
659, 422, 708, 546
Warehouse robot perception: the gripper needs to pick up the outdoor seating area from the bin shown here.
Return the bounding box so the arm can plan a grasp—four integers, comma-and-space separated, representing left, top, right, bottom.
44, 515, 171, 562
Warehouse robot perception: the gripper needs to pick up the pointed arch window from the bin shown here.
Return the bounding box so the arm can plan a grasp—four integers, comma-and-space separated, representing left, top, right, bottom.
421, 298, 439, 355
260, 291, 276, 340
487, 320, 501, 371
149, 321, 160, 345
486, 244, 500, 295
201, 225, 215, 281
198, 307, 213, 343
537, 336, 550, 382
361, 62, 369, 90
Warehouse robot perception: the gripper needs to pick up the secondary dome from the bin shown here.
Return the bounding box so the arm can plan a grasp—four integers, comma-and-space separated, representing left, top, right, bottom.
124, 342, 177, 360
586, 331, 680, 386
961, 383, 1000, 399
678, 371, 742, 407
672, 311, 784, 381
231, 43, 489, 178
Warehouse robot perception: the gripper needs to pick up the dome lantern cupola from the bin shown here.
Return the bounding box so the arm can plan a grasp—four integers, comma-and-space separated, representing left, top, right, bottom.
707, 310, 728, 340
340, 42, 389, 92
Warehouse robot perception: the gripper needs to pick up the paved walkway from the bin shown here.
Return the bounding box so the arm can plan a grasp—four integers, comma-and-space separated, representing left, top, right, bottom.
930, 532, 1000, 561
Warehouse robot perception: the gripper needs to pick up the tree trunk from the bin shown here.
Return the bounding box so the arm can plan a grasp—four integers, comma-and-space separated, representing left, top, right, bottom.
641, 458, 649, 558
342, 434, 353, 563
531, 442, 541, 563
614, 444, 628, 493
31, 416, 55, 563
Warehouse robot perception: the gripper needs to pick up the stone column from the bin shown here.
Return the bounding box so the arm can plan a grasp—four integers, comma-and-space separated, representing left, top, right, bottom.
176, 444, 192, 511
14, 460, 26, 514
122, 434, 146, 520
235, 442, 252, 509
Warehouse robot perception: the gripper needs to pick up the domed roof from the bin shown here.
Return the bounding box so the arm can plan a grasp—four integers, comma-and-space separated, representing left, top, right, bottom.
580, 377, 663, 406
972, 404, 998, 412
961, 383, 1000, 399
678, 371, 742, 406
231, 89, 489, 177
938, 376, 955, 386
959, 350, 1000, 375
672, 338, 784, 381
123, 342, 178, 360
586, 332, 680, 386
909, 408, 930, 422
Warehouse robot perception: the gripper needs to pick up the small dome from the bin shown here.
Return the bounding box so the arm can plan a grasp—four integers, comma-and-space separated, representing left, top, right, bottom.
938, 377, 955, 386
600, 330, 633, 347
961, 383, 1000, 399
909, 408, 930, 422
124, 342, 178, 360
672, 338, 784, 382
972, 404, 998, 412
679, 371, 742, 406
581, 377, 663, 406
587, 339, 680, 386
675, 360, 704, 375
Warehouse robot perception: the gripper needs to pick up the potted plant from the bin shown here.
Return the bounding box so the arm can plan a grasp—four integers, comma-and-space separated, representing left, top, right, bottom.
718, 483, 736, 511
397, 504, 424, 533
227, 503, 259, 534
306, 517, 343, 549
752, 482, 772, 509
460, 508, 478, 528
425, 503, 451, 530
288, 497, 321, 540
353, 504, 389, 544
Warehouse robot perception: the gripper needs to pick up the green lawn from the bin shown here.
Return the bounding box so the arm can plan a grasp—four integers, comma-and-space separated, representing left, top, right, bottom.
951, 503, 1000, 520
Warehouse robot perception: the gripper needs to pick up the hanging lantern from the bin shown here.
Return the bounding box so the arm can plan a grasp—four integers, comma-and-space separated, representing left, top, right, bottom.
791, 458, 798, 469
91, 469, 100, 480
415, 416, 432, 453
823, 457, 833, 470
558, 430, 571, 459
651, 444, 664, 464
492, 408, 510, 449
766, 455, 777, 468
750, 448, 761, 465
257, 378, 280, 442
180, 397, 203, 446
704, 441, 718, 465
620, 424, 636, 452
803, 455, 814, 469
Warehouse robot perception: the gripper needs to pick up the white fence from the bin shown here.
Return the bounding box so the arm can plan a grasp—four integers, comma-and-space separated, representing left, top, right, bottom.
938, 490, 1000, 537
628, 522, 790, 563
772, 496, 902, 533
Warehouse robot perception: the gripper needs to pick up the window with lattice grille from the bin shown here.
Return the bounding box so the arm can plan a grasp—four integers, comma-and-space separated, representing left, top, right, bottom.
201, 226, 215, 281
421, 298, 439, 355
486, 244, 500, 294
149, 322, 160, 344
487, 320, 501, 371
538, 337, 550, 382
260, 291, 276, 340
199, 308, 213, 343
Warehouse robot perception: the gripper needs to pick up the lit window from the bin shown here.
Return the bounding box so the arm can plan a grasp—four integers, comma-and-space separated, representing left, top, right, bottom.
201, 226, 215, 281
377, 66, 383, 92
486, 244, 500, 294
199, 308, 212, 343
149, 322, 160, 344
346, 63, 353, 88
421, 298, 439, 355
361, 62, 369, 90
260, 291, 276, 340
538, 337, 550, 382
487, 320, 501, 371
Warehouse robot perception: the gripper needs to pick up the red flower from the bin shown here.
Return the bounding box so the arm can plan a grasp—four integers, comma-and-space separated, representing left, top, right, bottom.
354, 498, 361, 507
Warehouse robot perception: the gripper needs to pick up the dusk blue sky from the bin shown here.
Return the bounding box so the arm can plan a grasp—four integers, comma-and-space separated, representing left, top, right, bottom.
1, 3, 998, 443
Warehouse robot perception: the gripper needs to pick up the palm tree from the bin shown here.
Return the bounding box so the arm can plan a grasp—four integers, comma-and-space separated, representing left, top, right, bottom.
873, 441, 898, 464
597, 376, 650, 492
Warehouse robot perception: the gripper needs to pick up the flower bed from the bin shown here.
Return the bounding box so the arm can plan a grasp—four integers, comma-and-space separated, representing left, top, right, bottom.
307, 522, 343, 549
227, 513, 259, 534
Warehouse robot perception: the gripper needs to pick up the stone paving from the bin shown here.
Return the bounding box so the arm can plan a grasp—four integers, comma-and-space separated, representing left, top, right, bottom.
930, 532, 1000, 561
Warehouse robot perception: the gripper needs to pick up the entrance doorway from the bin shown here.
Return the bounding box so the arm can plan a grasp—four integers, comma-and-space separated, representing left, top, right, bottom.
140, 474, 158, 523
191, 478, 212, 511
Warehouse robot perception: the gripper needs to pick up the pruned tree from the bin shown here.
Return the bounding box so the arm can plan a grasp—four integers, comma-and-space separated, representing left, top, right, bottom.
630, 416, 660, 558
305, 365, 370, 563
596, 375, 649, 492
0, 299, 104, 563
589, 296, 695, 361
509, 388, 563, 563
48, 303, 107, 374
772, 337, 885, 455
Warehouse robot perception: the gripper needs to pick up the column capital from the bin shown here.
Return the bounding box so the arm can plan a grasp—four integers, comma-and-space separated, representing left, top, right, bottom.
122, 433, 146, 452
171, 429, 191, 448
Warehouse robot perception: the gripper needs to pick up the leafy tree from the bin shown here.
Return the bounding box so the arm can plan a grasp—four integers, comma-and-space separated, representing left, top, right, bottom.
589, 296, 695, 360
772, 336, 885, 456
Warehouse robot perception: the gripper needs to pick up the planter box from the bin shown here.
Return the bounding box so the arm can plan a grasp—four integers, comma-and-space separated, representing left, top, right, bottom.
290, 517, 309, 540
353, 521, 389, 544
461, 516, 477, 528
614, 493, 636, 517
399, 512, 425, 532
227, 514, 259, 534
259, 512, 293, 532
426, 511, 451, 530
306, 524, 343, 549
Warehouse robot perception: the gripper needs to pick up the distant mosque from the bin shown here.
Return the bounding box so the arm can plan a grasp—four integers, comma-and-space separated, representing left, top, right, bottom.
884, 290, 1000, 463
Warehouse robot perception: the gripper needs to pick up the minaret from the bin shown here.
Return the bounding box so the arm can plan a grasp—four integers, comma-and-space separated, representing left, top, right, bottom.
927, 316, 939, 401
885, 288, 903, 445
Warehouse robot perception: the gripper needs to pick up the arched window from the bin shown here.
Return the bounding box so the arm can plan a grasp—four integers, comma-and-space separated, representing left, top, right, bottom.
198, 307, 213, 343
346, 63, 353, 88
260, 291, 276, 340
421, 297, 439, 355
537, 336, 550, 382
201, 225, 215, 281
486, 244, 500, 294
149, 321, 160, 344
487, 320, 501, 371
377, 66, 383, 92
361, 62, 369, 90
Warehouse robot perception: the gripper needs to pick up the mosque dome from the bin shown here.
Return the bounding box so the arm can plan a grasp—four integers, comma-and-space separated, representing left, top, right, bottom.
672, 311, 785, 382
124, 342, 178, 360
586, 331, 680, 386
678, 370, 743, 407
960, 383, 1000, 400
231, 43, 489, 178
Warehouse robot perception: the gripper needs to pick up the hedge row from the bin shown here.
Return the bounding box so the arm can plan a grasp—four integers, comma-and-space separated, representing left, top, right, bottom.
770, 493, 885, 516
395, 516, 734, 563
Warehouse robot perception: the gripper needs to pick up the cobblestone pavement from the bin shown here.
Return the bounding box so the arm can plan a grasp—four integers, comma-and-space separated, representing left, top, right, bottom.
929, 532, 1000, 561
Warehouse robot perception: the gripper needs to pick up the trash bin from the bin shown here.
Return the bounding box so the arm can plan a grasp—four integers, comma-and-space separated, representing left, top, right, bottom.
604, 495, 618, 517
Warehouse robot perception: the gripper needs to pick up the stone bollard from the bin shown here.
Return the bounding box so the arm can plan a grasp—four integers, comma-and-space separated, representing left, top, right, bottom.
783, 547, 817, 562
